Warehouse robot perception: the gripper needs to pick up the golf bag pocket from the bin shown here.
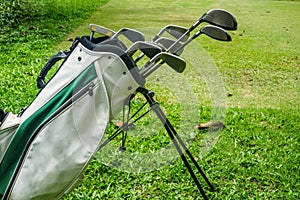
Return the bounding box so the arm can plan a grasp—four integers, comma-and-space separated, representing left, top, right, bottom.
0, 38, 144, 199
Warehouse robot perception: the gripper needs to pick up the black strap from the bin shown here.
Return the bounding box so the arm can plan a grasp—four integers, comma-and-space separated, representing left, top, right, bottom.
36, 51, 68, 89
36, 35, 143, 89
0, 109, 6, 123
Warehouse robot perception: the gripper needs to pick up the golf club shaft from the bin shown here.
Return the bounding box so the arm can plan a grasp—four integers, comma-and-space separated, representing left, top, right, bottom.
142, 30, 204, 77
142, 60, 164, 78
90, 31, 95, 41
165, 17, 203, 53
172, 31, 200, 54
140, 17, 204, 74
134, 34, 165, 63
135, 23, 192, 63
134, 39, 163, 63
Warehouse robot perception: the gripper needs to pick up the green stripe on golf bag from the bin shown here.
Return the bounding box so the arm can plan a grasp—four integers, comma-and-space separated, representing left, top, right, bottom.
0, 64, 97, 198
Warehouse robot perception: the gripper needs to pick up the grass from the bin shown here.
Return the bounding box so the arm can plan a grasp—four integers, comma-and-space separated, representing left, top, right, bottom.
0, 0, 109, 113
1, 0, 299, 199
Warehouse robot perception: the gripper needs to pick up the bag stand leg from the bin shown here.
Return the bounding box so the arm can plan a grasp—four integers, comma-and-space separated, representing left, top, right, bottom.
136, 87, 214, 200
99, 86, 214, 199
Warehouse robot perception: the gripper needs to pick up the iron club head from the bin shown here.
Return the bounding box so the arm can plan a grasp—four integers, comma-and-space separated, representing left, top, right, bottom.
126, 41, 163, 58
155, 37, 184, 55
111, 28, 145, 43
153, 24, 190, 42
149, 52, 186, 73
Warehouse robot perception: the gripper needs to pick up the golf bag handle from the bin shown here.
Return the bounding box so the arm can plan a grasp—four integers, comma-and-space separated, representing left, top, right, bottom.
37, 51, 68, 89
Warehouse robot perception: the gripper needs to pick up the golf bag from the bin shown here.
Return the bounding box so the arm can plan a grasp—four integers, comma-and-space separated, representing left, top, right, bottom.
0, 36, 145, 199
1, 8, 237, 199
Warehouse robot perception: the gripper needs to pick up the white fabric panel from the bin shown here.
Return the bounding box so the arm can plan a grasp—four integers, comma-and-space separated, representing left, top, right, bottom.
8, 41, 143, 199
20, 44, 108, 123
94, 55, 140, 118
0, 113, 20, 163
10, 79, 110, 200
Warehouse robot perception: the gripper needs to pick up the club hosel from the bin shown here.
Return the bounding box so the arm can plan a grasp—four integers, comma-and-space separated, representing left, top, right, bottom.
193, 30, 202, 39
169, 19, 202, 54
143, 61, 153, 71
89, 31, 95, 41
190, 19, 203, 32
173, 35, 196, 54
152, 35, 160, 42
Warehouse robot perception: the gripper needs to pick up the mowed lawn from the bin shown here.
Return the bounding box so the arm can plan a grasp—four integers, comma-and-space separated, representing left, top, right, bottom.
0, 0, 299, 199
62, 1, 300, 199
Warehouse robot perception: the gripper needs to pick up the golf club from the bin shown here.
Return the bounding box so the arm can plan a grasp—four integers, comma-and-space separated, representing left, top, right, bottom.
141, 25, 231, 78
88, 24, 115, 41
155, 37, 184, 55
137, 37, 185, 72
166, 9, 237, 53
173, 25, 232, 54
141, 52, 186, 77
152, 24, 190, 42
134, 25, 189, 63
111, 28, 145, 43
126, 41, 163, 58
200, 9, 238, 31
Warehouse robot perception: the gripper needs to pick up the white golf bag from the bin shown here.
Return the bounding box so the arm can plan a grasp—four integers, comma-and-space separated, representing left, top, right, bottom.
0, 36, 145, 199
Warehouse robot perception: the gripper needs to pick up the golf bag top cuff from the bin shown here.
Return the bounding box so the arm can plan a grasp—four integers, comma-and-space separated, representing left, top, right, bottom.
79, 36, 134, 69
79, 36, 145, 86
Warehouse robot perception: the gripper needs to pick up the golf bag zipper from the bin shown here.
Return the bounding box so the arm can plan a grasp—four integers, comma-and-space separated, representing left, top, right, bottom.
3, 80, 97, 199
37, 80, 96, 128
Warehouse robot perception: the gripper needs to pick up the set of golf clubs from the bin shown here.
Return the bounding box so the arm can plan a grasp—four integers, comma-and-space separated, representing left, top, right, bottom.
91, 9, 238, 200
88, 9, 237, 79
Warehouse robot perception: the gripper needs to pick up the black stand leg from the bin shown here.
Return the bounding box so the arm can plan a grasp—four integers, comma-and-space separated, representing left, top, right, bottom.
137, 87, 213, 200
99, 87, 214, 199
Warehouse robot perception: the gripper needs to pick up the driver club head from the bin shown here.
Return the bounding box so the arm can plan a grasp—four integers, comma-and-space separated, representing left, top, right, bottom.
200, 9, 238, 31
150, 52, 186, 73
199, 25, 232, 41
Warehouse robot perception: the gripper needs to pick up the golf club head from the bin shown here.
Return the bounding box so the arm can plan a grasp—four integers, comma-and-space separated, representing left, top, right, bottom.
88, 24, 115, 37
165, 25, 190, 42
200, 9, 238, 31
126, 41, 162, 58
114, 28, 145, 43
200, 25, 232, 41
153, 24, 190, 42
155, 37, 184, 55
150, 52, 186, 73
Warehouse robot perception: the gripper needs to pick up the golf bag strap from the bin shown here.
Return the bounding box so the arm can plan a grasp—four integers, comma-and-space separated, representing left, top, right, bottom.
37, 51, 68, 89
0, 109, 6, 124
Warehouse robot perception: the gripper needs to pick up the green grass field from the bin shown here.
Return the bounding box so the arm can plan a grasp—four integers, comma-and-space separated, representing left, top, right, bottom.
0, 0, 299, 199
